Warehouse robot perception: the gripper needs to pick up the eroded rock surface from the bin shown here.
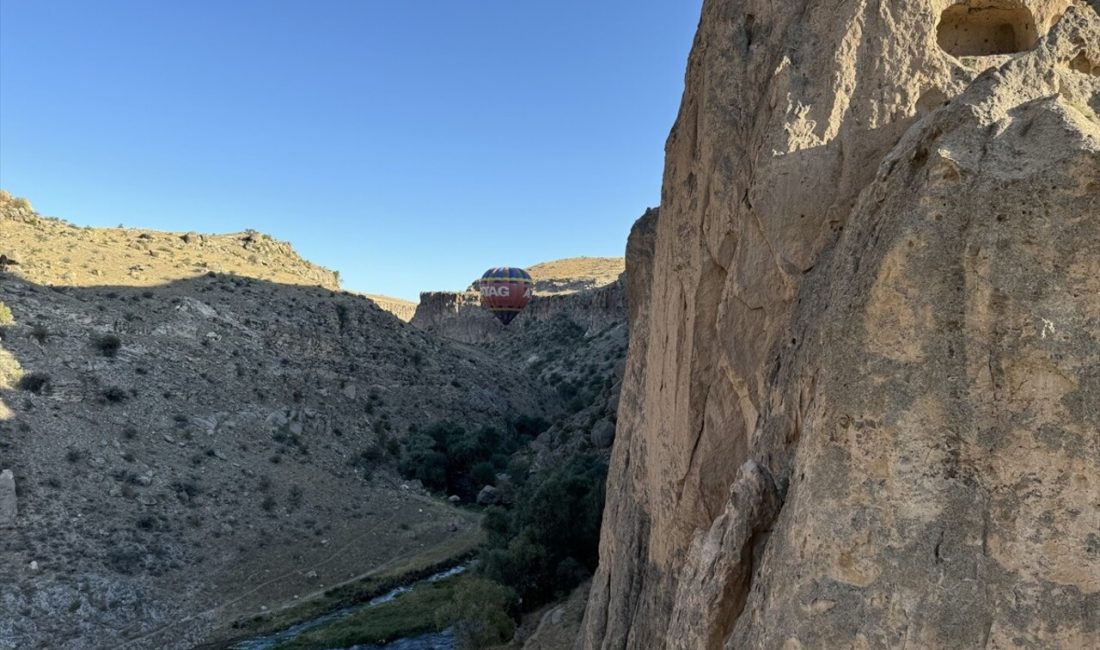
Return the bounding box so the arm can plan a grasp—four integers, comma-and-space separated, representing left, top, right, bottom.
583, 2, 1098, 648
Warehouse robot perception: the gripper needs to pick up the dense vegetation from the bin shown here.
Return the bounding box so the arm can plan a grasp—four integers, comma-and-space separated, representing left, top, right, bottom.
397, 417, 609, 619
480, 452, 608, 607
398, 416, 546, 500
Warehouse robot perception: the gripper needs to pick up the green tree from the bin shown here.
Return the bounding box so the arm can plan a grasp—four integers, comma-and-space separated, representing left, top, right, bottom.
434, 577, 517, 649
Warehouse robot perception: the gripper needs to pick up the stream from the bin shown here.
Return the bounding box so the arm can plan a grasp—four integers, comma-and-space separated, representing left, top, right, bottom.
231, 565, 467, 650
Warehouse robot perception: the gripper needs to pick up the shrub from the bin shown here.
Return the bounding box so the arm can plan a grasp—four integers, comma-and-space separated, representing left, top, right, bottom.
100, 386, 128, 404
288, 485, 304, 510
434, 577, 517, 648
92, 334, 121, 358
0, 302, 13, 326
17, 373, 50, 395
29, 324, 48, 343
172, 480, 202, 501
105, 546, 143, 575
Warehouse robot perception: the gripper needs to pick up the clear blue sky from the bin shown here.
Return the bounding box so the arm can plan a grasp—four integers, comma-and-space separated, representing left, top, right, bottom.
0, 1, 700, 300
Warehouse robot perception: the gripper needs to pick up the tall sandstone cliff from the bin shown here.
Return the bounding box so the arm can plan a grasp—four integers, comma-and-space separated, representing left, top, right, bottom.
582, 2, 1098, 649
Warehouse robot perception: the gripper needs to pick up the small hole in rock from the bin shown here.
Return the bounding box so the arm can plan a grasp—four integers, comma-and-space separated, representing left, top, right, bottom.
1067, 52, 1100, 76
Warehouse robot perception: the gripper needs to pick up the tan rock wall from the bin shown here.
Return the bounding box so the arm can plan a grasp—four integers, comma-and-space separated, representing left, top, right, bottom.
582, 2, 1098, 648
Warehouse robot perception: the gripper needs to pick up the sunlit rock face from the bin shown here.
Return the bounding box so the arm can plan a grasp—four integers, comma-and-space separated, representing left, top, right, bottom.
580, 1, 1099, 648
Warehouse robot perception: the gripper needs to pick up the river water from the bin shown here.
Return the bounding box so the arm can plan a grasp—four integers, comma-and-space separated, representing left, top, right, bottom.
231, 565, 467, 650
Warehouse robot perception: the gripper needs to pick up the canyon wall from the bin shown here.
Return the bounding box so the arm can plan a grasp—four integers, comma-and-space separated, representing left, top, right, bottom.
409, 216, 656, 345
582, 2, 1098, 648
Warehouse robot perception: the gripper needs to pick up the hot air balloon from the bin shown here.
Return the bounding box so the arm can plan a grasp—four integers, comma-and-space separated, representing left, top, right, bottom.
478, 267, 533, 325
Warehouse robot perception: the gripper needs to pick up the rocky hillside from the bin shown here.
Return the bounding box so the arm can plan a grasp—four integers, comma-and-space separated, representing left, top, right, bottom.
0, 201, 566, 649
526, 257, 624, 295
0, 192, 340, 291
582, 2, 1099, 649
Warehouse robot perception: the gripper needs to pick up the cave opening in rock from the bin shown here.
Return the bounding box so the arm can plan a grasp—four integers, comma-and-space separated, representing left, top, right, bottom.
937, 2, 1039, 57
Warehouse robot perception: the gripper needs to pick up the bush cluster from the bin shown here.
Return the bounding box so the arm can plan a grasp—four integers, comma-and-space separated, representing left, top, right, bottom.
18, 373, 50, 395
93, 333, 122, 358
479, 452, 607, 607
398, 417, 546, 500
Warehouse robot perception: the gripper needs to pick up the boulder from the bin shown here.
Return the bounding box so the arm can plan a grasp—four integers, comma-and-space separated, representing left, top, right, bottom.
476, 485, 499, 506
589, 419, 616, 449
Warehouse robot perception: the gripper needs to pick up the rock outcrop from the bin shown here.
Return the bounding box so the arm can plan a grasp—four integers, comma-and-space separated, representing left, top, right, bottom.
412, 291, 498, 343
410, 225, 647, 344
583, 2, 1098, 649
362, 294, 419, 322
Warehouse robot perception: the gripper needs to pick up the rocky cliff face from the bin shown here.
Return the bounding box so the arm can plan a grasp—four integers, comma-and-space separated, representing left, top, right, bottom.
412, 284, 629, 345
411, 291, 495, 343
583, 2, 1098, 649
362, 294, 419, 322
410, 237, 645, 345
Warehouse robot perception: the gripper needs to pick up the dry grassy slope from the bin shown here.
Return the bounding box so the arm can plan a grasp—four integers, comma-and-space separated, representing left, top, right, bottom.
0, 198, 560, 649
525, 257, 624, 295
0, 193, 340, 292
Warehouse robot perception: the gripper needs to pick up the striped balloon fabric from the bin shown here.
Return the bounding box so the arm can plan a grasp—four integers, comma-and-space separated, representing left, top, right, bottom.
478, 267, 533, 325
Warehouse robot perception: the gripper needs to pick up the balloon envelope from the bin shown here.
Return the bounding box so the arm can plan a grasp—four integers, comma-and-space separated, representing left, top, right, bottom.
479, 267, 532, 325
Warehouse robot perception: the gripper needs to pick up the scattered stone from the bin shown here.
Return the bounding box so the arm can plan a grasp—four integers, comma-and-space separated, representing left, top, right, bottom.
447, 495, 461, 504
